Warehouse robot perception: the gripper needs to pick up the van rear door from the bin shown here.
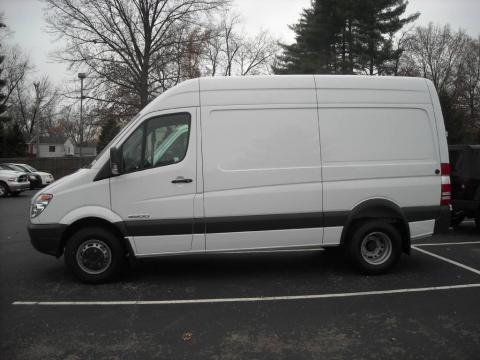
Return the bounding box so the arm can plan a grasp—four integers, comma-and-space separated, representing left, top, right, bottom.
315, 76, 442, 242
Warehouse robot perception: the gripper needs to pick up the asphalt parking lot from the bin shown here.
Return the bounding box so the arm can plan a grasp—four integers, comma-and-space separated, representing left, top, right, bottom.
1, 190, 479, 359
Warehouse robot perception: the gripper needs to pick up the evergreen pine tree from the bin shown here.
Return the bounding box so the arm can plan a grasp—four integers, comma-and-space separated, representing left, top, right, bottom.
5, 123, 25, 156
97, 117, 120, 153
274, 0, 418, 76
274, 0, 344, 74
355, 0, 419, 75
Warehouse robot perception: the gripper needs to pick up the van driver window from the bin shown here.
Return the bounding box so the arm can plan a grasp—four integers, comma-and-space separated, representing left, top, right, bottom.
143, 114, 190, 169
122, 125, 144, 172
121, 113, 190, 173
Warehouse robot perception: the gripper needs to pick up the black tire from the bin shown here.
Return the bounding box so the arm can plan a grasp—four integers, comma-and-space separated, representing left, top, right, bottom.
10, 192, 20, 197
0, 182, 8, 198
64, 227, 126, 283
347, 220, 402, 275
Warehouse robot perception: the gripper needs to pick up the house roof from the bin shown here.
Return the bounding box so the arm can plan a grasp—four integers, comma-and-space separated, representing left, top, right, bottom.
27, 135, 67, 144
77, 142, 97, 148
27, 135, 97, 147
41, 136, 67, 144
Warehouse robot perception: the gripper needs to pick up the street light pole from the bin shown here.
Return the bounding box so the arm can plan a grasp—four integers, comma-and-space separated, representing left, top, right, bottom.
33, 82, 40, 158
78, 73, 86, 163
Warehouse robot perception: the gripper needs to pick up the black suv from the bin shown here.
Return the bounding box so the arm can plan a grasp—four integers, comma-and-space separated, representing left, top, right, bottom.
449, 145, 480, 230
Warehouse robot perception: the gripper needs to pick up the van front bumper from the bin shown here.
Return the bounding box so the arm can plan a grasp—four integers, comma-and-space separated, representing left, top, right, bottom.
433, 205, 451, 234
28, 223, 67, 257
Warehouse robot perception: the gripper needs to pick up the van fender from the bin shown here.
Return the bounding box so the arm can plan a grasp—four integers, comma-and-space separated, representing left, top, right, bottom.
59, 206, 123, 226
340, 198, 411, 253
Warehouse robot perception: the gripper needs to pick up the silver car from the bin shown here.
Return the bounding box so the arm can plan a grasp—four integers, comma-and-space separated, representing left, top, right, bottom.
0, 169, 30, 197
11, 163, 54, 186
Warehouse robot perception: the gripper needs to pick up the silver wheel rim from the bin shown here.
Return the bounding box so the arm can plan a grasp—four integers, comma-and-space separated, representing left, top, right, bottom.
360, 231, 392, 265
76, 239, 112, 275
0, 184, 5, 196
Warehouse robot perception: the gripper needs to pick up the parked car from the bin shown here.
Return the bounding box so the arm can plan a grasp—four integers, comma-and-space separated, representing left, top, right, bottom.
0, 163, 41, 189
28, 75, 450, 283
449, 145, 480, 230
0, 169, 30, 197
10, 163, 54, 187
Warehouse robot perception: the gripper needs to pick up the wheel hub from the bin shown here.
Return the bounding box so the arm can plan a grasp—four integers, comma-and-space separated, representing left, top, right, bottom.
360, 232, 392, 265
76, 240, 112, 275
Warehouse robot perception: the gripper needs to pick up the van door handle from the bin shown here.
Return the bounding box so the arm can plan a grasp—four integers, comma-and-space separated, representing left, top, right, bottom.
171, 177, 193, 184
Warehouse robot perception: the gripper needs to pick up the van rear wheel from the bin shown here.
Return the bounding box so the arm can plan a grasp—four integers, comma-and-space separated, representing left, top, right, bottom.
64, 227, 125, 283
347, 220, 401, 275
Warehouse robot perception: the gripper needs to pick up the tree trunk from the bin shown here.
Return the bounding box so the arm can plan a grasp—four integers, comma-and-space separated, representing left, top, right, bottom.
347, 19, 354, 74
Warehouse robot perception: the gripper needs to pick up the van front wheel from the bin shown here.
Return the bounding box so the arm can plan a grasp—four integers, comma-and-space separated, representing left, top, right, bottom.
64, 227, 125, 283
347, 220, 401, 275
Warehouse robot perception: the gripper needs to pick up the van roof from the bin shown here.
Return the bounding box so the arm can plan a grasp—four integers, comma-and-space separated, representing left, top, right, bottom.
200, 75, 428, 91
141, 75, 431, 114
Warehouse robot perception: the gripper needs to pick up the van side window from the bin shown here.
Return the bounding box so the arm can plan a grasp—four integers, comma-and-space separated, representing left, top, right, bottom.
121, 112, 191, 173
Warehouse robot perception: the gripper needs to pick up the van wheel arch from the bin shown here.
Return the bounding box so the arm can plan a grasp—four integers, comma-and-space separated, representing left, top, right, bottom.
340, 199, 411, 254
61, 217, 133, 258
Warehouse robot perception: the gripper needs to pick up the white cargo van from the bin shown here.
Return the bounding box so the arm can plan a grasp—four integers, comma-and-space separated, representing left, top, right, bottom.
28, 75, 451, 283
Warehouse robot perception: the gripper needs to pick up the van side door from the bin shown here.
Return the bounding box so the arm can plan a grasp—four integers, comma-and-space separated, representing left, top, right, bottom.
110, 109, 197, 256
201, 105, 323, 251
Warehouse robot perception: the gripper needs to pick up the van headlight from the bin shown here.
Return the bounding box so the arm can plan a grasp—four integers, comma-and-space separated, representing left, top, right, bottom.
31, 194, 53, 218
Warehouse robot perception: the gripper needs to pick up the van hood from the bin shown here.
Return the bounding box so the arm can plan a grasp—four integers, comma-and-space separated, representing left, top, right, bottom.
34, 168, 91, 197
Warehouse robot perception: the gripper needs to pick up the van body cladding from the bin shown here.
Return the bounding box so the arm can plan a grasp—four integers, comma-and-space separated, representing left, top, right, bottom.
118, 205, 442, 237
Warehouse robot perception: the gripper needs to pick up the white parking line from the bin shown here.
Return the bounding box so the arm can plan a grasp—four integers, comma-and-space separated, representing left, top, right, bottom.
12, 283, 480, 306
412, 245, 480, 275
415, 241, 480, 247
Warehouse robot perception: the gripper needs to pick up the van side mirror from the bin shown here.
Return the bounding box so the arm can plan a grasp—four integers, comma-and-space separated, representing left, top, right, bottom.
110, 147, 123, 176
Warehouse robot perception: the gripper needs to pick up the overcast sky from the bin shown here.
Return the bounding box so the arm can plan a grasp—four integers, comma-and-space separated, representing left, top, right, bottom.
2, 0, 480, 84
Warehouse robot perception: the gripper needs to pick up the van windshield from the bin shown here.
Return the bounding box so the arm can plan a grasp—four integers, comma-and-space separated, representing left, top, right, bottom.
87, 113, 140, 168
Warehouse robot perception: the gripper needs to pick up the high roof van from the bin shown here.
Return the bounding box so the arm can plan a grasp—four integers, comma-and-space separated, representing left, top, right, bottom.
28, 75, 451, 283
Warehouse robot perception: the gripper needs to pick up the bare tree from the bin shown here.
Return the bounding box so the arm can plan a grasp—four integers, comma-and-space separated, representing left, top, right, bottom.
236, 30, 279, 76
9, 76, 60, 139
57, 103, 100, 145
46, 0, 229, 112
455, 36, 480, 133
220, 14, 242, 76
0, 46, 32, 113
460, 38, 480, 118
399, 23, 480, 142
201, 13, 279, 77
401, 23, 469, 93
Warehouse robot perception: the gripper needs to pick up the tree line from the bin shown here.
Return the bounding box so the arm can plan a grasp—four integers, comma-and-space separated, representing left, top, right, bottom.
0, 0, 478, 158
0, 0, 279, 156
275, 0, 479, 143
